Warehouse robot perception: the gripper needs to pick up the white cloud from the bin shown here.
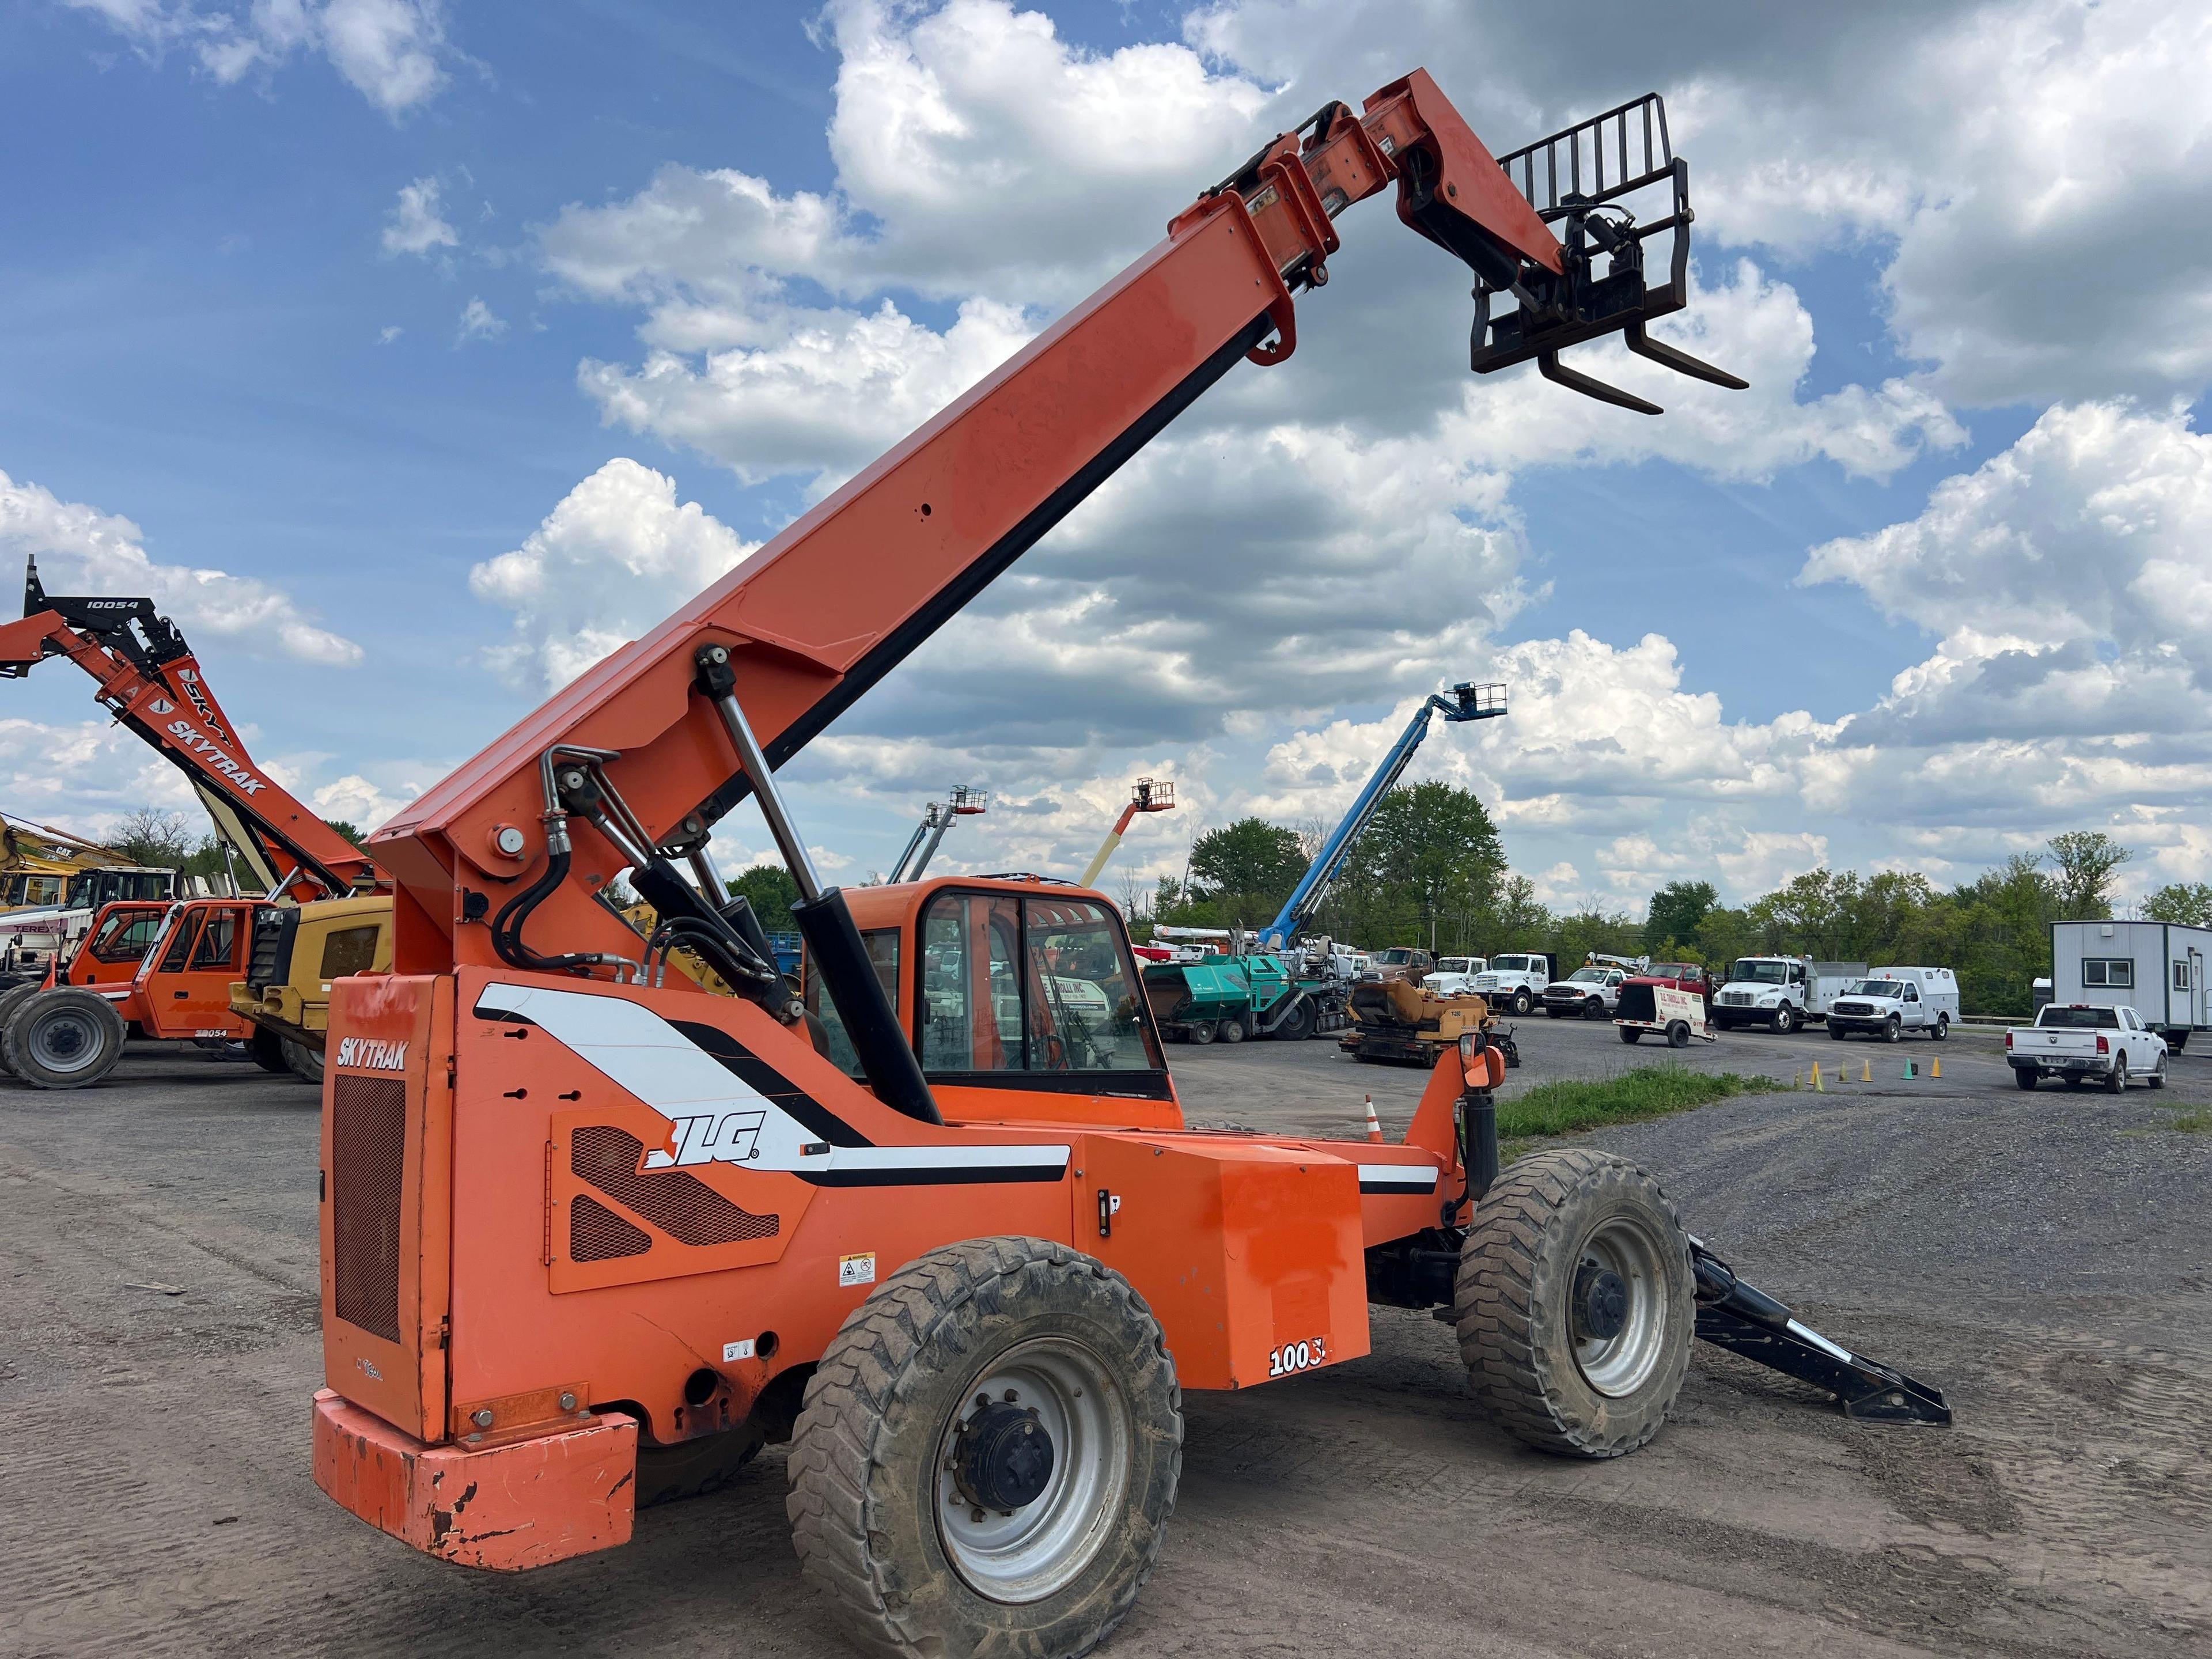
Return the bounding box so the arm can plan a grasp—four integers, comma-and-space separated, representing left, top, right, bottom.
309, 772, 412, 832
62, 0, 453, 115
0, 467, 361, 664
378, 324, 403, 344
456, 297, 505, 344
381, 177, 456, 257
468, 459, 759, 691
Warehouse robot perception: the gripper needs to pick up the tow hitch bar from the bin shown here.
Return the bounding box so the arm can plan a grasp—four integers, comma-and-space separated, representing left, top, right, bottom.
1690, 1239, 1951, 1425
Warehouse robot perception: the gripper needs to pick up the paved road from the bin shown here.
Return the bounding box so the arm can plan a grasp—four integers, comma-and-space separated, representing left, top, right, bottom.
2, 1021, 2207, 1657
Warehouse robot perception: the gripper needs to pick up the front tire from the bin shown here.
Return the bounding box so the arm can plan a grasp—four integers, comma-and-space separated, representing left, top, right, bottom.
3, 989, 128, 1089
1828, 1024, 1847, 1041
789, 1238, 1180, 1659
0, 982, 44, 1076
1217, 1017, 1245, 1045
1511, 988, 1532, 1016
1454, 1149, 1694, 1459
1583, 997, 1606, 1021
1883, 1016, 1902, 1044
1771, 1005, 1798, 1036
1186, 1021, 1214, 1046
2149, 1053, 2167, 1090
1618, 1026, 1641, 1045
283, 1038, 325, 1085
1270, 997, 1315, 1041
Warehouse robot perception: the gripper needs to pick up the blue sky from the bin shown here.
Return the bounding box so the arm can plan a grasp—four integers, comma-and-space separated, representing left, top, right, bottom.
7, 0, 2212, 914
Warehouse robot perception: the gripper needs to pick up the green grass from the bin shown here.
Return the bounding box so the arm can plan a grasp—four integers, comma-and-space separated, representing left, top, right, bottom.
2160, 1108, 2211, 1134
1496, 1066, 1781, 1143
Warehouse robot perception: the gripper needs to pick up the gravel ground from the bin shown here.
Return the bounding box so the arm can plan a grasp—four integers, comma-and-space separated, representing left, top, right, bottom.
2, 1018, 2207, 1658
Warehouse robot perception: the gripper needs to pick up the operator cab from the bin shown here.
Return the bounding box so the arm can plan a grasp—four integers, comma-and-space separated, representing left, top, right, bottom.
803, 874, 1181, 1131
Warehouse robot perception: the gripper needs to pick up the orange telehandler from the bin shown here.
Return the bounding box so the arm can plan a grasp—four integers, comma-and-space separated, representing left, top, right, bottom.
0, 562, 391, 1082
309, 75, 1944, 1658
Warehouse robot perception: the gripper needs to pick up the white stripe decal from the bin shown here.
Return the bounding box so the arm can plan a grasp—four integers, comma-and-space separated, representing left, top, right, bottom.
1786, 1317, 1855, 1365
474, 982, 1067, 1181
1357, 1164, 1439, 1188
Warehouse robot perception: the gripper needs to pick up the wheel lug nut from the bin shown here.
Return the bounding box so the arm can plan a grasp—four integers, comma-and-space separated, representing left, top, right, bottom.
1003, 1389, 1018, 1402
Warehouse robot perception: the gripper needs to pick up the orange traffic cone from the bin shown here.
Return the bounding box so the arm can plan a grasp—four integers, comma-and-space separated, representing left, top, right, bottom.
1810, 1062, 1823, 1091
1931, 1057, 1941, 1079
1362, 1094, 1384, 1143
1861, 1059, 1872, 1083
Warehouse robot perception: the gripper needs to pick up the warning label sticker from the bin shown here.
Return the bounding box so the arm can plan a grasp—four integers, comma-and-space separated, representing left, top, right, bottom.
838, 1252, 877, 1289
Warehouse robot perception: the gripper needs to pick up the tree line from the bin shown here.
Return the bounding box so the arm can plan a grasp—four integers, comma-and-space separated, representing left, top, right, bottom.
1144, 793, 2206, 1017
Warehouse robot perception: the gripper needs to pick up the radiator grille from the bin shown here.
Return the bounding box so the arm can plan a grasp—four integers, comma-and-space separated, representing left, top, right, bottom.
571, 1126, 779, 1248
331, 1073, 407, 1342
246, 906, 297, 996
569, 1194, 652, 1262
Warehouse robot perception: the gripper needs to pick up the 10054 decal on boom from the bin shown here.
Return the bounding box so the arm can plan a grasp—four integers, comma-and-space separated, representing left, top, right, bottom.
1268, 1336, 1329, 1377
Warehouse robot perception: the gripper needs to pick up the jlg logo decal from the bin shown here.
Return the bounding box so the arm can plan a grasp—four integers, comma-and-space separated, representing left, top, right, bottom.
335, 1037, 409, 1071
646, 1111, 767, 1169
162, 718, 267, 796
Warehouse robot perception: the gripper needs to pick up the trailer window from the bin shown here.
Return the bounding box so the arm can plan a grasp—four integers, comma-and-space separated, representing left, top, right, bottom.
2082, 958, 2133, 988
2175, 960, 2192, 991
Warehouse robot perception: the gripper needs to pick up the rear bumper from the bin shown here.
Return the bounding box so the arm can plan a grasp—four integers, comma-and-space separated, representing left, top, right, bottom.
2008, 1056, 2112, 1077
312, 1388, 637, 1571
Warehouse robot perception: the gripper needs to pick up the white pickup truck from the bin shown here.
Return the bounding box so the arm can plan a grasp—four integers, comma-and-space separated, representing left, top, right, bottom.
1541, 964, 1629, 1018
2006, 1003, 2169, 1092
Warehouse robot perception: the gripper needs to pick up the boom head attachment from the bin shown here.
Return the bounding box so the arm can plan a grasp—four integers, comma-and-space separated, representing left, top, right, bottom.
1468, 96, 1748, 414
946, 784, 989, 817
1130, 778, 1175, 814
4, 556, 191, 677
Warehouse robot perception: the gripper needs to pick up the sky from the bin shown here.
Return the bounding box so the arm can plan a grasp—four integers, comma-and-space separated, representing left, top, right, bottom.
5, 0, 2211, 917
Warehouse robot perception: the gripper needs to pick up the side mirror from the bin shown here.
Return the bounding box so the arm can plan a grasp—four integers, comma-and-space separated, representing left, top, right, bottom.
1458, 1028, 1490, 1062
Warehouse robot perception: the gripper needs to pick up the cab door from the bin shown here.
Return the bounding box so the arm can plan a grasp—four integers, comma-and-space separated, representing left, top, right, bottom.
138, 904, 252, 1037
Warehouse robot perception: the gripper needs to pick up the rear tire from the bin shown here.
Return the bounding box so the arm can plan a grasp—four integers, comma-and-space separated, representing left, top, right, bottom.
283, 1038, 325, 1085
1618, 1027, 1640, 1045
1930, 1016, 1949, 1042
3, 989, 128, 1090
1666, 1021, 1690, 1050
1270, 997, 1315, 1041
637, 1423, 766, 1508
789, 1238, 1180, 1659
249, 1025, 290, 1074
1217, 1017, 1245, 1045
2105, 1055, 2127, 1094
1455, 1149, 1694, 1459
0, 982, 46, 1077
2013, 1066, 2038, 1090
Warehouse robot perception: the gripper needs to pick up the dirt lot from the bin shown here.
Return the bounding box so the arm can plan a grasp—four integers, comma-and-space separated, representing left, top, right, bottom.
3, 1017, 2208, 1658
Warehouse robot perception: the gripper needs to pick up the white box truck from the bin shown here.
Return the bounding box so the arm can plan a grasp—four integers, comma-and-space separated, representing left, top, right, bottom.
1712, 956, 1866, 1034
2049, 920, 2212, 1051
1825, 966, 1960, 1043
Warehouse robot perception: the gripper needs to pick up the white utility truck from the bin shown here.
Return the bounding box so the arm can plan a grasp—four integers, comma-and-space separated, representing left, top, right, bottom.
1541, 960, 1633, 1018
1469, 951, 1556, 1015
2048, 919, 2212, 1052
2005, 1002, 2168, 1092
1712, 956, 1866, 1034
1826, 966, 1961, 1043
1422, 956, 1487, 996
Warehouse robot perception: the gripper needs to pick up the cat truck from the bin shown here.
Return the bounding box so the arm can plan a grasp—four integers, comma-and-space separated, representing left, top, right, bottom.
1825, 966, 1959, 1043
1712, 956, 1866, 1034
0, 559, 390, 1080
885, 785, 987, 882
1077, 777, 1176, 887
304, 77, 1944, 1659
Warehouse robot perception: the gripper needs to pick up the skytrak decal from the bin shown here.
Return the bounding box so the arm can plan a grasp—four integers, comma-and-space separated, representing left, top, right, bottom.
335, 1036, 409, 1071
160, 717, 267, 795
173, 668, 232, 744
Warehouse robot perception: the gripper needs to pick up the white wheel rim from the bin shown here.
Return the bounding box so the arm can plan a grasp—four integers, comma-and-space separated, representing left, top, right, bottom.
936, 1336, 1131, 1604
1571, 1216, 1673, 1398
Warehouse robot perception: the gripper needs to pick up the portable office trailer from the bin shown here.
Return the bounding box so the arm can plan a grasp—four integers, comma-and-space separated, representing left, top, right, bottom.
2050, 920, 2212, 1049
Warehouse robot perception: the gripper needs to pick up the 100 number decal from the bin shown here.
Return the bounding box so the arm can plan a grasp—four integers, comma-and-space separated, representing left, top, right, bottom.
1267, 1336, 1328, 1377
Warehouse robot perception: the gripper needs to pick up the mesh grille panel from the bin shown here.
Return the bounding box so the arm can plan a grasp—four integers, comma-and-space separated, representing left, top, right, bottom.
331, 1074, 407, 1342
572, 1126, 779, 1247
570, 1194, 653, 1262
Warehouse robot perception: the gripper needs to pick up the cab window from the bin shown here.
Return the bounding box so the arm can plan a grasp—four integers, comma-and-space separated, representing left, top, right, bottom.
918, 891, 1161, 1078
318, 925, 381, 979
89, 911, 164, 963
804, 929, 903, 1077
190, 912, 240, 969
157, 912, 199, 973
